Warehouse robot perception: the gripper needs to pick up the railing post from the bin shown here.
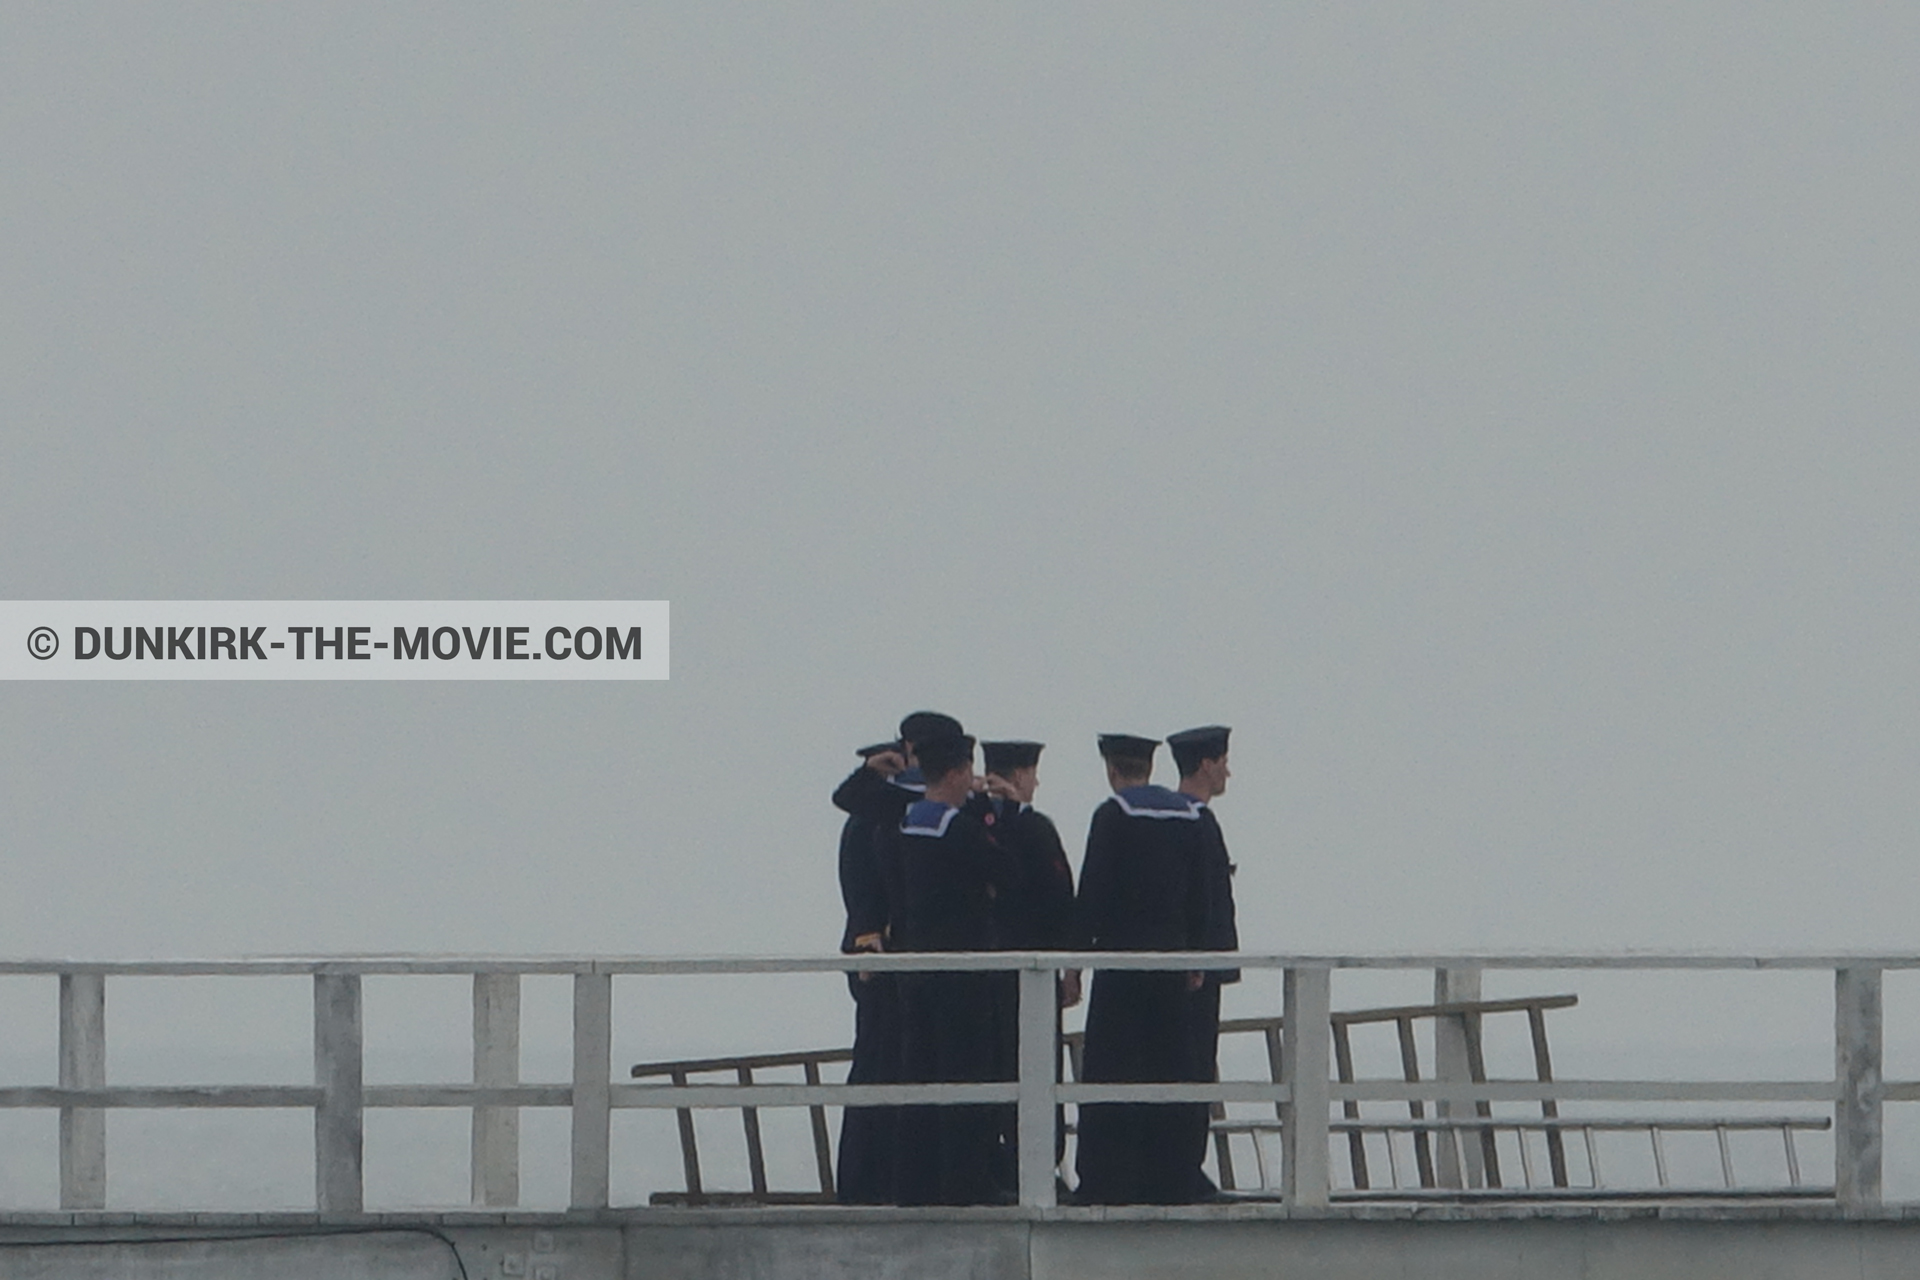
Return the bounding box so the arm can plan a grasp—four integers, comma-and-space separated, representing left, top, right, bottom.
58, 973, 107, 1210
1835, 966, 1883, 1211
472, 972, 522, 1207
1281, 965, 1331, 1207
1433, 966, 1485, 1188
313, 973, 364, 1214
570, 971, 613, 1209
1016, 964, 1058, 1208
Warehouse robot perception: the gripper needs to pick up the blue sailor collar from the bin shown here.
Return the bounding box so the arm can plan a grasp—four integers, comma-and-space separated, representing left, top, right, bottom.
1114, 784, 1203, 820
889, 766, 927, 795
901, 798, 959, 837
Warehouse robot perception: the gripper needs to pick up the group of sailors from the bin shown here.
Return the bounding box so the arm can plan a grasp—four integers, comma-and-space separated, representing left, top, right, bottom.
830, 710, 1238, 1205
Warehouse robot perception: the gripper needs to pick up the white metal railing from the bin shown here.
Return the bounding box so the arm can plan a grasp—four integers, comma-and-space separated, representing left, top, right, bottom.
1217, 1116, 1835, 1195
0, 953, 1912, 1213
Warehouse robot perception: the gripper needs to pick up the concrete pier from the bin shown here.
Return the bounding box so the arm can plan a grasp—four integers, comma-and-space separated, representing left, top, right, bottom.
8, 1204, 1920, 1280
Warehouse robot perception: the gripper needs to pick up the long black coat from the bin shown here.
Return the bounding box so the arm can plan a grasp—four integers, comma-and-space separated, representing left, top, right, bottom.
829, 764, 923, 1203
879, 800, 1018, 1206
1073, 785, 1237, 1204
978, 799, 1077, 1177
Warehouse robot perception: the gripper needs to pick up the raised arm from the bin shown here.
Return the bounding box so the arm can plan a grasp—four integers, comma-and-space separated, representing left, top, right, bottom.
832, 761, 909, 821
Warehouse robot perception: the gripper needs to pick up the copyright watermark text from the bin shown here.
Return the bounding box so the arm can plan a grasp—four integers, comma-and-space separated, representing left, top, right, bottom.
3, 602, 669, 681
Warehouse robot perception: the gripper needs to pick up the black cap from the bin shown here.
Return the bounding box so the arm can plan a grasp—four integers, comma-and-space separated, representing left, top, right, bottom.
1097, 734, 1160, 768
982, 740, 1044, 774
1168, 725, 1231, 776
915, 732, 975, 779
899, 711, 964, 745
855, 740, 902, 759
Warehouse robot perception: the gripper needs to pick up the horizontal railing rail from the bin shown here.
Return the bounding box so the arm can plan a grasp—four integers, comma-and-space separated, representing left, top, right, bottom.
0, 953, 1906, 1213
12, 951, 1920, 975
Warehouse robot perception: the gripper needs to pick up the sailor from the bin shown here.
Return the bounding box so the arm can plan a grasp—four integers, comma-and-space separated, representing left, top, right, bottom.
1166, 725, 1240, 1189
879, 731, 1016, 1205
978, 739, 1081, 1186
978, 740, 1078, 956
1072, 732, 1231, 1204
830, 710, 964, 1204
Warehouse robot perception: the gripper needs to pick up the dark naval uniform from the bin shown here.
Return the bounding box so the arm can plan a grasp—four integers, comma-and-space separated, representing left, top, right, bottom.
1188, 800, 1240, 1127
1074, 784, 1237, 1204
984, 800, 1077, 953
978, 794, 1077, 1088
880, 797, 1016, 1205
980, 793, 1077, 1181
830, 758, 924, 1203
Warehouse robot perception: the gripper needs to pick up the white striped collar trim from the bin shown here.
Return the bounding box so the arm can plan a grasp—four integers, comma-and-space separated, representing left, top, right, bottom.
901, 802, 960, 838
1113, 787, 1203, 821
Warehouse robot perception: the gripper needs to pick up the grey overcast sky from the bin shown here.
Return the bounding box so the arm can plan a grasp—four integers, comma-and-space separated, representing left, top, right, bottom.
4, 4, 1919, 964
